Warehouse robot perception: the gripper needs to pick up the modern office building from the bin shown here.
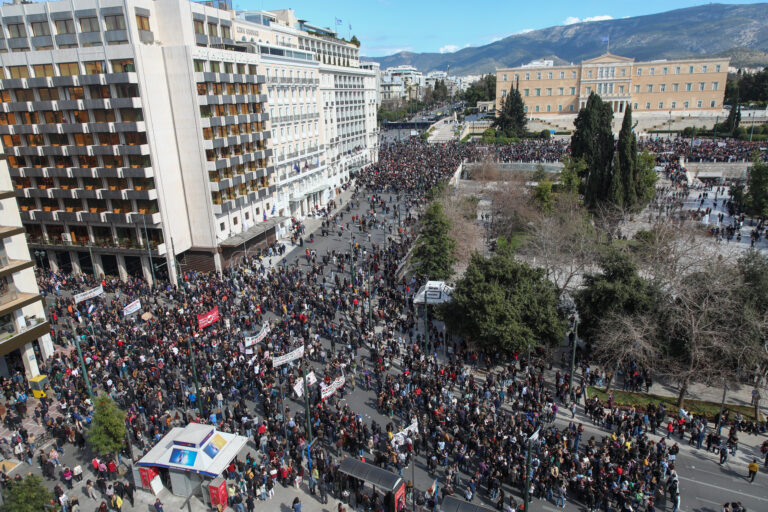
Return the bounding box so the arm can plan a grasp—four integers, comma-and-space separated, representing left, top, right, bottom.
0, 0, 376, 278
0, 149, 53, 378
496, 53, 729, 116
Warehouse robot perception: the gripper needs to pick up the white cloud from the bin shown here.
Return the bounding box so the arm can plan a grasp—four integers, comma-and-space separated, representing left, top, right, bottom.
519, 28, 534, 34
564, 15, 613, 25
439, 44, 459, 54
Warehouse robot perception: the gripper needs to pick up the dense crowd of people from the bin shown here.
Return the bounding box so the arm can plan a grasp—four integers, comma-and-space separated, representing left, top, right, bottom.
0, 139, 762, 512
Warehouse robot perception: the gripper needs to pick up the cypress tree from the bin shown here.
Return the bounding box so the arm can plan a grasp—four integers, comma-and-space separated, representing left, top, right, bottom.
493, 84, 527, 138
576, 93, 615, 209
616, 104, 638, 209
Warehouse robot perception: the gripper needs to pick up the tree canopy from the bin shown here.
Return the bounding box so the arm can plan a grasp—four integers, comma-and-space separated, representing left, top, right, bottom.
1, 474, 54, 512
412, 201, 456, 280
572, 93, 615, 209
492, 85, 527, 138
87, 393, 127, 457
462, 74, 496, 107
440, 246, 566, 353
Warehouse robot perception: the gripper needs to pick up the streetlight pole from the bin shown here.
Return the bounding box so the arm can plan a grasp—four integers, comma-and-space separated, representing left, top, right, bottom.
716, 381, 729, 435
423, 283, 430, 355
186, 335, 204, 418
568, 313, 579, 403
142, 216, 156, 286
75, 335, 94, 400
523, 429, 539, 512
302, 361, 313, 472
750, 112, 755, 142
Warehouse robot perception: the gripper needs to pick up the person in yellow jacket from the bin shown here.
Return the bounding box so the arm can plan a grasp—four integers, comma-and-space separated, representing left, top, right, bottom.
748, 459, 759, 482
111, 494, 123, 511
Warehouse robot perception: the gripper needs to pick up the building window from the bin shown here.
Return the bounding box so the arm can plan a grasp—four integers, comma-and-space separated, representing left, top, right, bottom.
585, 87, 591, 94
634, 85, 640, 93
587, 70, 592, 78
58, 62, 80, 76
715, 64, 721, 72
647, 84, 653, 93
558, 104, 563, 112
649, 67, 655, 75
524, 105, 528, 113
8, 66, 28, 78
546, 88, 552, 96
658, 102, 663, 109
221, 26, 230, 39
663, 67, 668, 75
702, 65, 708, 73
685, 83, 692, 91
220, 222, 225, 231
560, 71, 564, 79
697, 100, 703, 108
535, 88, 540, 96
194, 59, 205, 72
535, 105, 539, 112
84, 61, 104, 74
689, 65, 694, 73
636, 68, 642, 76
675, 66, 681, 74
619, 85, 624, 94
7, 23, 26, 38
633, 103, 638, 110
55, 19, 75, 35
671, 101, 676, 108
111, 59, 135, 72
683, 101, 689, 109
546, 105, 551, 112
558, 87, 564, 96
523, 89, 529, 97
80, 17, 99, 33
712, 82, 719, 91
136, 15, 151, 31
569, 104, 574, 111
536, 72, 541, 79
33, 64, 54, 77
524, 73, 529, 80
31, 21, 51, 36
208, 23, 218, 37
698, 82, 705, 91
620, 68, 626, 76
659, 84, 666, 92
194, 20, 204, 35
503, 74, 507, 81
711, 100, 716, 107
673, 83, 679, 92
105, 15, 126, 31
547, 72, 552, 79
570, 87, 575, 95
501, 90, 507, 98
645, 102, 651, 109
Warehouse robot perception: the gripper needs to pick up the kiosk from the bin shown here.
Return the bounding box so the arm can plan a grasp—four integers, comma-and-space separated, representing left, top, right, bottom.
136, 423, 248, 498
338, 457, 406, 512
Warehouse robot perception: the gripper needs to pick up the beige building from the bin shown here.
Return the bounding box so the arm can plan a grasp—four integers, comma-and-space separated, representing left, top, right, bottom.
496, 53, 728, 116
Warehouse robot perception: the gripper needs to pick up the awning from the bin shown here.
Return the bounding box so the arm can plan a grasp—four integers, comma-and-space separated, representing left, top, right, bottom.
440, 496, 497, 512
137, 423, 248, 478
338, 457, 403, 492
219, 216, 288, 248
413, 281, 454, 305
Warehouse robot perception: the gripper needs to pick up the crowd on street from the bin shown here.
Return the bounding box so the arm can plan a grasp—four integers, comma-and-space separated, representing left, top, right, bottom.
0, 139, 764, 512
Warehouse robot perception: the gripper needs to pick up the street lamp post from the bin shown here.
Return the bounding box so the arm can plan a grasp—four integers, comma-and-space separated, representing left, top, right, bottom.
750, 112, 755, 142
716, 381, 730, 435
186, 335, 205, 418
302, 360, 313, 472
523, 429, 540, 512
75, 335, 94, 400
423, 282, 430, 355
142, 216, 156, 286
713, 115, 719, 142
569, 313, 580, 403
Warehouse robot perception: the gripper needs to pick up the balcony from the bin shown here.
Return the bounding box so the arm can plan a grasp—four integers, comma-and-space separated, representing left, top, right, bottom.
0, 258, 34, 279
0, 316, 50, 354
0, 287, 42, 318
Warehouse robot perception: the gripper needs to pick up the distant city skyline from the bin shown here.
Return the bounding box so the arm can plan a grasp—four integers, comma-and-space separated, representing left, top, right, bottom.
247, 0, 767, 58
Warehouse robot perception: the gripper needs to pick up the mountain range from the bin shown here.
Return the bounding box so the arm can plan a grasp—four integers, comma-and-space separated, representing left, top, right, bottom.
363, 3, 768, 75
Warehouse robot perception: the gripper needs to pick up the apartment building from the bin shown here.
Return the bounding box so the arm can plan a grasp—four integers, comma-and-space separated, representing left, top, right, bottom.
0, 150, 53, 378
496, 53, 728, 116
0, 0, 376, 278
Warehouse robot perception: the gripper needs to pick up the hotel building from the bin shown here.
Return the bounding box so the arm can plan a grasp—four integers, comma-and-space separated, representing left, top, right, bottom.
0, 0, 376, 279
496, 53, 729, 117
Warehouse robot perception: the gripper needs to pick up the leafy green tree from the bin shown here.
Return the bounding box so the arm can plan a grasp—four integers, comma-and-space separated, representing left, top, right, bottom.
349, 35, 360, 47
558, 156, 586, 194
744, 160, 768, 217
532, 179, 554, 213
87, 393, 127, 457
462, 74, 496, 107
576, 249, 662, 344
725, 102, 741, 134
440, 246, 566, 353
1, 474, 54, 512
615, 104, 638, 208
635, 151, 658, 207
412, 201, 456, 280
572, 93, 615, 208
493, 85, 527, 138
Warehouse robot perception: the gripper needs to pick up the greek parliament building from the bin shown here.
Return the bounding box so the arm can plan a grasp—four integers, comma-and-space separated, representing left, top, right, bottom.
0, 0, 377, 282
495, 53, 728, 116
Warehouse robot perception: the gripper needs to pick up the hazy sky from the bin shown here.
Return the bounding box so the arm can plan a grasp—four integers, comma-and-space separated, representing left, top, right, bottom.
239, 0, 766, 57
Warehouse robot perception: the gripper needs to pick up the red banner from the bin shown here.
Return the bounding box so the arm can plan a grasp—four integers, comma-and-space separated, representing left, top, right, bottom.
197, 306, 219, 330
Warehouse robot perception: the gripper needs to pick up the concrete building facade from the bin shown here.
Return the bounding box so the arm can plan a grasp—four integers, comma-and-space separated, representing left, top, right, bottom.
1, 150, 53, 378
0, 0, 376, 277
496, 53, 729, 117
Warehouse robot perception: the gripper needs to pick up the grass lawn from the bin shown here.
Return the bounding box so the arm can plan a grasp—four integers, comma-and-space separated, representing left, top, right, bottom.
586, 386, 763, 422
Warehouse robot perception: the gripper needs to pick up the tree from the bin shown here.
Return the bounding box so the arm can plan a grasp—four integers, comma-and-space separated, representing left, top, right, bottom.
558, 156, 586, 195
615, 104, 638, 208
349, 35, 360, 47
1, 474, 55, 512
493, 85, 527, 138
572, 93, 615, 208
744, 160, 768, 217
462, 75, 496, 107
87, 393, 127, 457
532, 179, 554, 213
725, 101, 741, 134
576, 249, 662, 345
440, 246, 566, 353
412, 201, 456, 280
